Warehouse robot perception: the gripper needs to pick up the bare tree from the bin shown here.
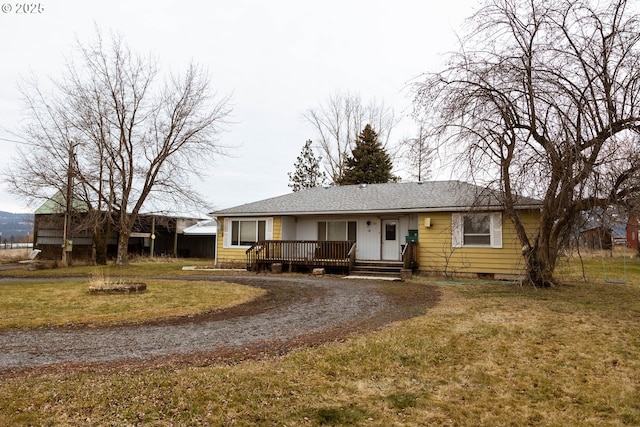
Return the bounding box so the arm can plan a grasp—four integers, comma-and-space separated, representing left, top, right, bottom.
413, 0, 640, 286
5, 30, 232, 265
303, 92, 398, 183
400, 122, 435, 182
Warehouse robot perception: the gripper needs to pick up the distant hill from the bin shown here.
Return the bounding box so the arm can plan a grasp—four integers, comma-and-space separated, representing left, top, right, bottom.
0, 211, 33, 241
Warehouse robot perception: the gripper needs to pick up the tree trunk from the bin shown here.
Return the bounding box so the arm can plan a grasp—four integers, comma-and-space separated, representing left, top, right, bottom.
91, 212, 111, 265
523, 243, 556, 287
507, 208, 559, 287
93, 235, 108, 265
116, 229, 130, 266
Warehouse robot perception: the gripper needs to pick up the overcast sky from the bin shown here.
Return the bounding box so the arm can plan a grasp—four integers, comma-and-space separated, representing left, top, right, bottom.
0, 0, 479, 213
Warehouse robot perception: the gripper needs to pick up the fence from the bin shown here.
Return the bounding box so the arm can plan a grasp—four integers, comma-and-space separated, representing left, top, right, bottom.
0, 242, 33, 250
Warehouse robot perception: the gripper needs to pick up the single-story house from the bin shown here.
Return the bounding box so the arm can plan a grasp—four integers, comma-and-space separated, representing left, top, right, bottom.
211, 180, 542, 279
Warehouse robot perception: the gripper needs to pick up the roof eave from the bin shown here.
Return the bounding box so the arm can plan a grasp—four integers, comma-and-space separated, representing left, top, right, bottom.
211, 204, 542, 217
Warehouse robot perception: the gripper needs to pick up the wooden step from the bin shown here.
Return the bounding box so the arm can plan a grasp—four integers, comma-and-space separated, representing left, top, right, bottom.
349, 260, 404, 279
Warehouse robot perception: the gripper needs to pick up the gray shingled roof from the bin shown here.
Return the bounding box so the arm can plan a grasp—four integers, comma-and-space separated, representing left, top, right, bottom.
212, 180, 541, 217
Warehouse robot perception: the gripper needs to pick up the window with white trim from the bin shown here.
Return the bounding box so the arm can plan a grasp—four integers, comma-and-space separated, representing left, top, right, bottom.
224, 218, 273, 247
464, 215, 491, 245
452, 212, 502, 248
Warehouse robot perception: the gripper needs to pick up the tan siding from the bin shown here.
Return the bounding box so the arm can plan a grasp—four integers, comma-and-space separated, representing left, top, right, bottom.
417, 211, 539, 276
272, 217, 282, 240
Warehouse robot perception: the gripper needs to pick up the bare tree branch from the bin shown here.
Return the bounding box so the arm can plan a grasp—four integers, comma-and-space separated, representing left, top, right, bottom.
3, 28, 233, 265
303, 91, 398, 183
413, 0, 640, 286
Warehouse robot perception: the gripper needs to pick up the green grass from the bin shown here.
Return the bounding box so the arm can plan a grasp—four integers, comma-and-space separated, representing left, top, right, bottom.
1, 256, 640, 425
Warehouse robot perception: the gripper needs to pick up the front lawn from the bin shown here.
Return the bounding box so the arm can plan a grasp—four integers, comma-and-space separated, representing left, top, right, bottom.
0, 277, 265, 329
1, 256, 639, 425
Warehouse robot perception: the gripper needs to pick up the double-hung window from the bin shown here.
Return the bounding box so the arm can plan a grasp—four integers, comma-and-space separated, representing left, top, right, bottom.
224, 218, 272, 247
463, 215, 491, 245
452, 212, 502, 248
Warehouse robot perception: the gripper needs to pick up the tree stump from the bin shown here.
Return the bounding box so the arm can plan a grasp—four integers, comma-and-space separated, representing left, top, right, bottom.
88, 282, 147, 294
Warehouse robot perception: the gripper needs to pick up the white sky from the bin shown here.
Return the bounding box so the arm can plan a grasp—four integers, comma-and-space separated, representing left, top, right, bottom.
0, 0, 479, 213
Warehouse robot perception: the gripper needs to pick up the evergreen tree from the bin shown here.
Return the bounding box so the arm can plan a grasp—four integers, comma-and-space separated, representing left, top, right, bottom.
288, 140, 327, 192
338, 124, 396, 185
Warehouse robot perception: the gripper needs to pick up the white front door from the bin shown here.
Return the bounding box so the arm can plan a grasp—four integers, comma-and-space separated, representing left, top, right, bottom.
381, 219, 400, 260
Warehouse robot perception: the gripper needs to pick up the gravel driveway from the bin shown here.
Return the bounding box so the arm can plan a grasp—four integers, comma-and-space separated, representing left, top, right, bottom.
0, 275, 438, 374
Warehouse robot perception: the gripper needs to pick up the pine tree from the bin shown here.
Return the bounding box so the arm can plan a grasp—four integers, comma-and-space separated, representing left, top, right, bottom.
338, 124, 396, 185
288, 140, 327, 192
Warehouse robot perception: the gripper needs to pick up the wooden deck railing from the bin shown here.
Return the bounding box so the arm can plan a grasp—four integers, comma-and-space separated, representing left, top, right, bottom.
246, 240, 356, 272
402, 241, 419, 270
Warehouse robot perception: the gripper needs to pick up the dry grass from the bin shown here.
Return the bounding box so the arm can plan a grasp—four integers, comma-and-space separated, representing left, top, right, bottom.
1, 256, 640, 425
0, 278, 265, 329
0, 257, 222, 279
0, 248, 32, 263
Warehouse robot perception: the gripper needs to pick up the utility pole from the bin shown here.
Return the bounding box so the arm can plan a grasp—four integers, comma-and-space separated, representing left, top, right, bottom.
150, 216, 156, 257
60, 140, 75, 267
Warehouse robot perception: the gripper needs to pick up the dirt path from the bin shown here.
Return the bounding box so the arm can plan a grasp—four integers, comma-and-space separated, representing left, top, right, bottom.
0, 275, 439, 374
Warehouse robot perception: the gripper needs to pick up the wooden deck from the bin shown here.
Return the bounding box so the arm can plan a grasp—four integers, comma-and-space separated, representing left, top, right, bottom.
246, 240, 418, 273
246, 240, 356, 272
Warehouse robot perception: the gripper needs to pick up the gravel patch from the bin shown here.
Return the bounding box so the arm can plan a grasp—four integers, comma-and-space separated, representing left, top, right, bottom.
0, 275, 439, 374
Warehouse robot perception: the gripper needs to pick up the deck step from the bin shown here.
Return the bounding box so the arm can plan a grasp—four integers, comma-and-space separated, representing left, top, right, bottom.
349, 260, 404, 279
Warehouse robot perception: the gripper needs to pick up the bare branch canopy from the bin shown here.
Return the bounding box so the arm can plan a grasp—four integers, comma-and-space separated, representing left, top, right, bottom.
4, 29, 233, 265
413, 0, 640, 285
